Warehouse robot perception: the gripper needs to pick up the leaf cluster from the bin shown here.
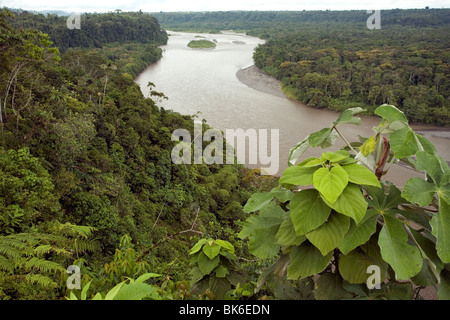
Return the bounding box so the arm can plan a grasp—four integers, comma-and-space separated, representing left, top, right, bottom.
240, 105, 450, 300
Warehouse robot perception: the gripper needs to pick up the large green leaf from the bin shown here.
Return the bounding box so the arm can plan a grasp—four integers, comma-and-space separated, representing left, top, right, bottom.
309, 128, 332, 147
306, 213, 350, 256
215, 239, 235, 254
323, 183, 368, 224
390, 126, 419, 159
339, 250, 387, 285
104, 282, 126, 300
411, 260, 439, 287
430, 197, 450, 263
342, 163, 380, 187
134, 273, 162, 284
313, 166, 349, 204
214, 264, 229, 278
288, 136, 310, 166
366, 183, 405, 214
360, 136, 376, 157
287, 242, 332, 280
416, 134, 439, 155
248, 225, 281, 259
239, 202, 284, 239
334, 107, 364, 126
413, 151, 448, 186
81, 280, 92, 301
209, 276, 231, 300
243, 189, 296, 213
315, 129, 339, 149
298, 157, 325, 168
384, 282, 415, 300
407, 228, 444, 273
375, 104, 408, 123
197, 252, 220, 276
202, 242, 221, 260
378, 214, 422, 280
313, 273, 354, 300
189, 239, 208, 255
279, 165, 317, 186
321, 151, 350, 163
239, 202, 284, 259
276, 213, 306, 246
402, 177, 437, 207
339, 209, 379, 255
114, 283, 159, 300
290, 189, 331, 236
438, 269, 450, 300
243, 192, 277, 213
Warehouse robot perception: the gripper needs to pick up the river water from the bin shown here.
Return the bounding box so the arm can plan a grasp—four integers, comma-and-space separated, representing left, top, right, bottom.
135, 31, 449, 186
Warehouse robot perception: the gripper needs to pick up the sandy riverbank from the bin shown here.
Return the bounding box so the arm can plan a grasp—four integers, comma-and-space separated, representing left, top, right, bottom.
236, 65, 286, 98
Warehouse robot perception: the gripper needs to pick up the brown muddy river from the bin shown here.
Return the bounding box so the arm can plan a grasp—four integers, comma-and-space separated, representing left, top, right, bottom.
135, 31, 450, 186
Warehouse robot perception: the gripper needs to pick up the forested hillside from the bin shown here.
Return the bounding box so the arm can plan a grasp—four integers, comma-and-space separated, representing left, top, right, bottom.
152, 9, 450, 31
9, 10, 168, 78
9, 10, 168, 51
154, 9, 450, 126
0, 8, 448, 301
0, 9, 275, 299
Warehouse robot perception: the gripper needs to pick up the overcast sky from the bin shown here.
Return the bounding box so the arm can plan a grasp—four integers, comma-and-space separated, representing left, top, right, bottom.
2, 0, 449, 12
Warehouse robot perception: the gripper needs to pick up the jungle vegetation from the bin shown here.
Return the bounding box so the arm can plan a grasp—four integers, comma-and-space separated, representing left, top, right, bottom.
154, 9, 450, 126
0, 8, 448, 301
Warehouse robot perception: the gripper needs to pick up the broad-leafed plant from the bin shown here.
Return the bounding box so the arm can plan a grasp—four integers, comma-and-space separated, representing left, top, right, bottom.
240, 105, 449, 300
188, 238, 247, 299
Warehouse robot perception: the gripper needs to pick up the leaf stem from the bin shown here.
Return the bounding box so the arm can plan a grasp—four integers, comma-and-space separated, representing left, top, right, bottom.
333, 126, 357, 154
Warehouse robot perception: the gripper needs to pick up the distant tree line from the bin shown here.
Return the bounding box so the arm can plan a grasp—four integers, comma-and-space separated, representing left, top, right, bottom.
8, 10, 168, 52
151, 9, 450, 32
153, 9, 450, 126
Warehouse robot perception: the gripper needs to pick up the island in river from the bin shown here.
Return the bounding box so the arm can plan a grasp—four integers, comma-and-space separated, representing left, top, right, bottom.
187, 39, 217, 48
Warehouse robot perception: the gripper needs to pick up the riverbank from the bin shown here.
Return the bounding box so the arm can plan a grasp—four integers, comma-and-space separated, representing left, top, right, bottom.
236, 65, 286, 98
236, 64, 450, 178
236, 65, 450, 141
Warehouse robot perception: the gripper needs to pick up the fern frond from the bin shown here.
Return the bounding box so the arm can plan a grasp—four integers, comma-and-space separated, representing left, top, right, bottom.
0, 236, 34, 256
50, 221, 96, 239
73, 239, 101, 254
23, 257, 66, 274
7, 233, 43, 246
25, 274, 58, 288
0, 255, 14, 273
0, 244, 23, 259
34, 244, 71, 257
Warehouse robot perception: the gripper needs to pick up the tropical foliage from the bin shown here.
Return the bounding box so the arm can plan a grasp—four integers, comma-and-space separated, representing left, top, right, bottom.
0, 8, 448, 300
0, 8, 271, 299
240, 105, 449, 300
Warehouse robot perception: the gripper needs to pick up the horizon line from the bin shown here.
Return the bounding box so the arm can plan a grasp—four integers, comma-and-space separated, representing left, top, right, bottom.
4, 7, 450, 15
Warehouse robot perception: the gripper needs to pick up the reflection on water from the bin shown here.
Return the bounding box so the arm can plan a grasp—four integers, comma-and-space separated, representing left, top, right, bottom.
135, 31, 449, 185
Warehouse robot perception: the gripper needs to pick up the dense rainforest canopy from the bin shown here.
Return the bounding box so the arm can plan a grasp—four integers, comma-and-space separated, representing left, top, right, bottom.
0, 8, 448, 301
154, 9, 450, 126
0, 8, 276, 299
